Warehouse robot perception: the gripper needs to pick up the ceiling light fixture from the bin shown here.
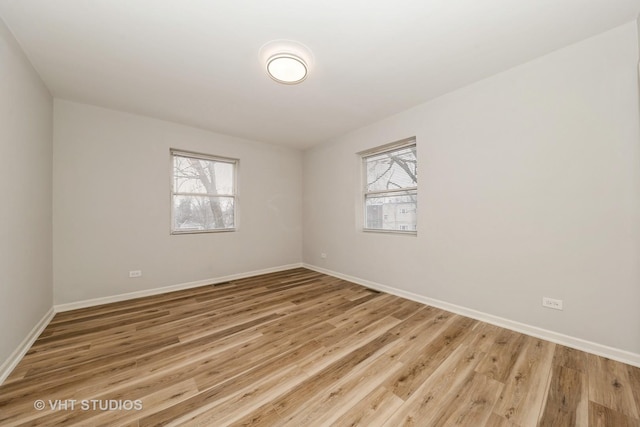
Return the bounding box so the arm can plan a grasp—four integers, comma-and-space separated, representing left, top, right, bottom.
266, 53, 307, 84
260, 40, 313, 85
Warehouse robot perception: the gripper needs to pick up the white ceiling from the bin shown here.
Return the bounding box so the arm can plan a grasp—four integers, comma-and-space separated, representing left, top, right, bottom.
1, 1, 639, 149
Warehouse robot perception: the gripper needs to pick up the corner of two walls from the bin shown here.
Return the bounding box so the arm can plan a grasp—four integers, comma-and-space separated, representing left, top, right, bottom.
303, 20, 640, 359
0, 17, 54, 379
52, 100, 304, 306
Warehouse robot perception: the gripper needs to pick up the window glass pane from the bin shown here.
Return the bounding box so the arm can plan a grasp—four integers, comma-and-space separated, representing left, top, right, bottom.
173, 155, 234, 195
173, 195, 235, 231
365, 193, 417, 231
365, 145, 417, 192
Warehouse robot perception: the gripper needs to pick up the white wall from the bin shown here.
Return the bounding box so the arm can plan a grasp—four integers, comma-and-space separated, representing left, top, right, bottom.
0, 19, 53, 365
303, 21, 640, 355
53, 100, 302, 304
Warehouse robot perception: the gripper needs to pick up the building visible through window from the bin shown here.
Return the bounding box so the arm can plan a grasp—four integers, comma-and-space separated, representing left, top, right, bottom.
360, 138, 417, 233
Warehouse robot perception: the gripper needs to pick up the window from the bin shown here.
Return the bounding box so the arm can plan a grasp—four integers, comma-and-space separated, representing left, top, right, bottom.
361, 138, 417, 233
171, 149, 237, 234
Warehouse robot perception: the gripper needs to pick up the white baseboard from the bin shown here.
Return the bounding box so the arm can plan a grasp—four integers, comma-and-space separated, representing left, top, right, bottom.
5, 261, 637, 388
303, 263, 640, 368
0, 307, 55, 385
55, 263, 304, 312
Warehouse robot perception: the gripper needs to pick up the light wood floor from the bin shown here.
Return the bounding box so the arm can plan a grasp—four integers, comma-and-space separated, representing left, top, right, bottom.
1, 268, 639, 426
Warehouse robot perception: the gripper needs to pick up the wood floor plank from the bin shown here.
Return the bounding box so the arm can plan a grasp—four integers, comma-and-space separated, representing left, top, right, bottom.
429, 371, 503, 426
192, 321, 335, 391
485, 412, 520, 427
627, 363, 640, 414
382, 342, 486, 426
393, 310, 456, 364
384, 315, 477, 400
492, 337, 556, 427
24, 335, 180, 381
1, 268, 639, 426
168, 366, 308, 426
332, 386, 404, 426
282, 340, 407, 425
538, 365, 588, 427
327, 293, 398, 327
236, 331, 401, 424
389, 298, 426, 320
137, 340, 326, 427
589, 401, 640, 427
475, 328, 528, 383
587, 354, 640, 419
91, 378, 200, 427
227, 406, 283, 426
553, 344, 588, 373
297, 316, 401, 376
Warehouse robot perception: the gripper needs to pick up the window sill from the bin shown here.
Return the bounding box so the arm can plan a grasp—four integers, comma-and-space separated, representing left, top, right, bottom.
171, 228, 236, 235
362, 228, 417, 236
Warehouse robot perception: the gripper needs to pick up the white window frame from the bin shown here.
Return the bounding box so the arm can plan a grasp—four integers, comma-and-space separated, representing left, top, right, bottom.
360, 137, 417, 235
170, 149, 238, 234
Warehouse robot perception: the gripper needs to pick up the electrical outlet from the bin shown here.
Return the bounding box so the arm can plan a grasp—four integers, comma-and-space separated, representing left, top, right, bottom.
129, 270, 142, 278
542, 297, 563, 310
320, 253, 327, 259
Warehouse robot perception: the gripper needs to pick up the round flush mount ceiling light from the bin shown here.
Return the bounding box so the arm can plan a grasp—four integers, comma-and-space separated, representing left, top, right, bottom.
266, 53, 307, 84
260, 40, 313, 85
